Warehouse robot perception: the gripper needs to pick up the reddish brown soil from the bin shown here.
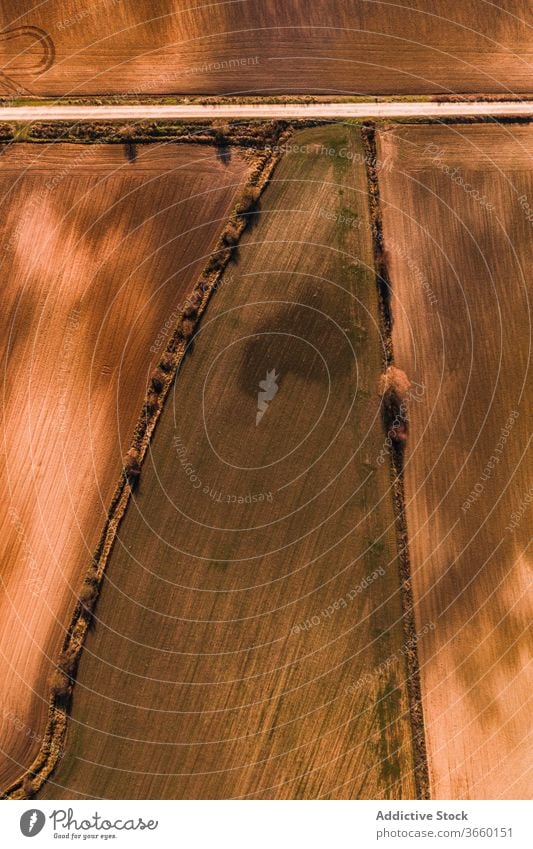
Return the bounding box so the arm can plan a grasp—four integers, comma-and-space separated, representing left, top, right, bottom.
378, 124, 533, 799
39, 127, 418, 800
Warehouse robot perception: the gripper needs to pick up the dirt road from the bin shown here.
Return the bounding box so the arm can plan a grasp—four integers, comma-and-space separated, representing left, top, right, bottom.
1, 101, 533, 122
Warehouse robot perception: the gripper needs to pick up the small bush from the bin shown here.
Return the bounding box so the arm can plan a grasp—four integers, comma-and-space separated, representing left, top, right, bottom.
159, 352, 174, 373
50, 668, 71, 705
124, 447, 140, 466
190, 288, 203, 307
118, 123, 135, 138
236, 185, 260, 215
379, 365, 411, 400
205, 254, 226, 275
388, 420, 408, 445
58, 646, 78, 679
79, 580, 98, 610
379, 366, 411, 445
85, 570, 98, 587
213, 123, 230, 145
22, 774, 36, 799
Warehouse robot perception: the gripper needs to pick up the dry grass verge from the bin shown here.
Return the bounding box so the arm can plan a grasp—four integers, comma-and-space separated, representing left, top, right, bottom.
376, 123, 533, 799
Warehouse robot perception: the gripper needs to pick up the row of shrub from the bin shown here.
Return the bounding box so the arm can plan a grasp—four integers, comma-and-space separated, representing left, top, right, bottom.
24, 119, 291, 148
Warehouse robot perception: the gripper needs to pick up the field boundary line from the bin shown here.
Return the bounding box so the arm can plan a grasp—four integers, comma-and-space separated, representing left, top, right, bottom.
362, 122, 431, 801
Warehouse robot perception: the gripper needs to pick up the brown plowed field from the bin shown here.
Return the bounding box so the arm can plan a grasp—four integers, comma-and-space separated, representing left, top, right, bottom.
0, 141, 250, 790
0, 1, 531, 97
40, 126, 418, 800
378, 124, 532, 798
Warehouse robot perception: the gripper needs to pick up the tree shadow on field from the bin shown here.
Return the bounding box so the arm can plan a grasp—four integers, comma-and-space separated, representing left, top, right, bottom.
215, 142, 231, 165
236, 296, 352, 401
